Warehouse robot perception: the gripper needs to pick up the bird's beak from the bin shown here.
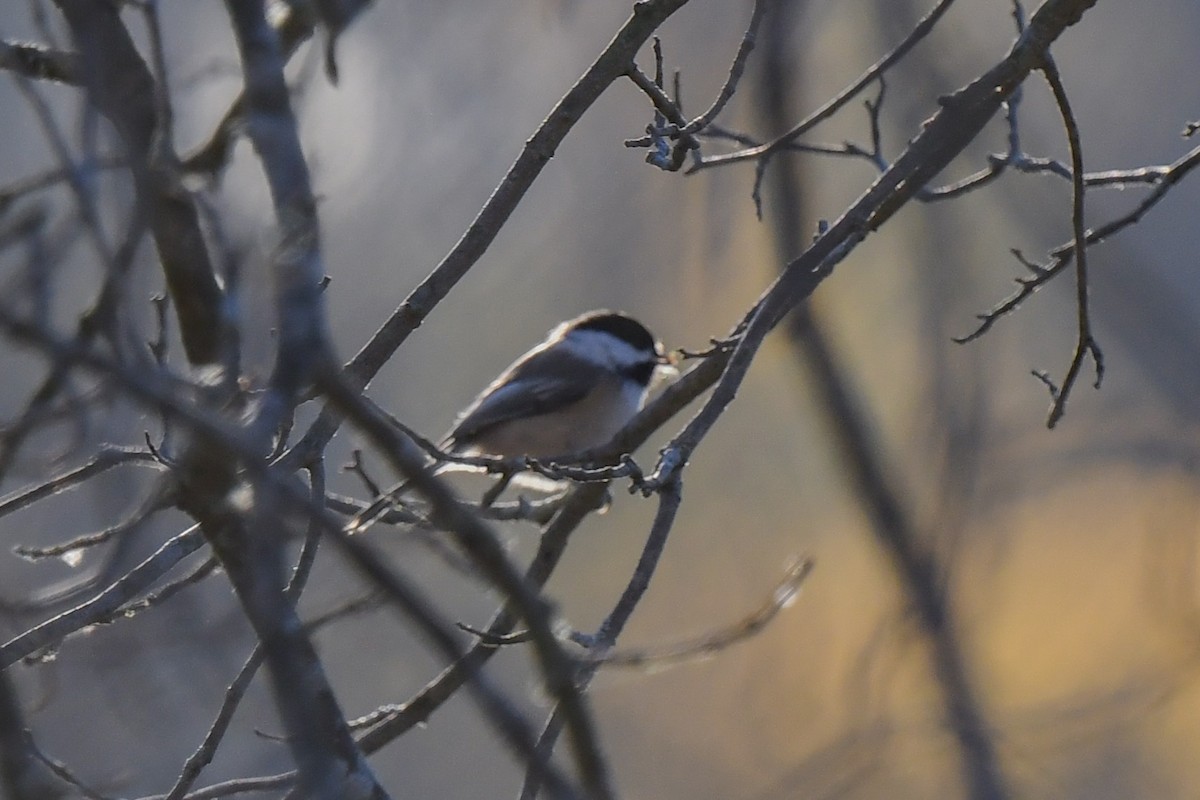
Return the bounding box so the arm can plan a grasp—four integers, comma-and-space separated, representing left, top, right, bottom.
652, 347, 679, 384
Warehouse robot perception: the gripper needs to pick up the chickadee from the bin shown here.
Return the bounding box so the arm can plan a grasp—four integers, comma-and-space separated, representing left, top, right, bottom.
441, 310, 671, 460
350, 311, 669, 534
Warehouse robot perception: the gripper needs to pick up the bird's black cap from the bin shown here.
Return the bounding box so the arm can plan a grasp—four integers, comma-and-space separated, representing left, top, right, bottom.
570, 310, 658, 354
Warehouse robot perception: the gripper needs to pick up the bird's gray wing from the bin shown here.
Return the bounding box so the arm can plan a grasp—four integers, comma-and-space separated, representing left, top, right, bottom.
444, 347, 600, 447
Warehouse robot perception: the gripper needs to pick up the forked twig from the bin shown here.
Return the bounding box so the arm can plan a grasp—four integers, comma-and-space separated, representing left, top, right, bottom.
1037, 53, 1102, 428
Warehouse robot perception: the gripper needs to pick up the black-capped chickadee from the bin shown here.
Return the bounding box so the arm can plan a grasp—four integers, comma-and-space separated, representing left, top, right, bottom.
350, 311, 670, 533
441, 310, 672, 461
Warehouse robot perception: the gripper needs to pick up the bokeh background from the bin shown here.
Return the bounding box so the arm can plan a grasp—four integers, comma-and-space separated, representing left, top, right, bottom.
3, 1, 1200, 798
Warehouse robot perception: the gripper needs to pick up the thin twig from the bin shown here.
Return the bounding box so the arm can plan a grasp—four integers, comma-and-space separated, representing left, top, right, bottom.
58, 2, 229, 366
0, 447, 161, 519
300, 591, 385, 632
690, 0, 960, 173
574, 557, 813, 668
519, 477, 683, 799
1, 525, 206, 668
0, 157, 127, 210
101, 557, 219, 624
625, 59, 697, 171
26, 734, 112, 800
13, 497, 168, 563
0, 669, 64, 800
624, 0, 766, 170
162, 464, 328, 800
679, 0, 766, 135
342, 449, 382, 497
956, 140, 1200, 344
11, 65, 116, 277
138, 0, 175, 165
1038, 53, 1102, 428
0, 39, 80, 84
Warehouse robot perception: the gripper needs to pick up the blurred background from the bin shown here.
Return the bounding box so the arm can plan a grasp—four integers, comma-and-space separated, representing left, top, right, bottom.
3, 0, 1200, 798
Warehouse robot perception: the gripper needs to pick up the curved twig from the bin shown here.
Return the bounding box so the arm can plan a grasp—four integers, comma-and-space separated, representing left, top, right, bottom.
1038, 53, 1102, 428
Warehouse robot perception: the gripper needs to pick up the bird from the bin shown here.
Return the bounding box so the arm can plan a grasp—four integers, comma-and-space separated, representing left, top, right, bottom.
441, 309, 671, 461
348, 311, 671, 534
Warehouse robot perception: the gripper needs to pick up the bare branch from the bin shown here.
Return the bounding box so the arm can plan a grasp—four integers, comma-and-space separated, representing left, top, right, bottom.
318, 370, 612, 800
24, 737, 110, 800
519, 477, 683, 800
1037, 53, 1102, 428
224, 0, 332, 440
349, 483, 610, 754
13, 491, 169, 563
0, 525, 205, 668
679, 0, 766, 135
0, 156, 126, 210
642, 0, 1101, 491
162, 464, 327, 800
956, 143, 1200, 344
57, 0, 229, 366
282, 0, 694, 470
0, 307, 589, 798
624, 0, 766, 172
0, 446, 161, 519
690, 0, 960, 173
0, 38, 80, 84
0, 669, 66, 800
755, 10, 1008, 793
577, 557, 814, 668
180, 10, 323, 182
104, 556, 218, 624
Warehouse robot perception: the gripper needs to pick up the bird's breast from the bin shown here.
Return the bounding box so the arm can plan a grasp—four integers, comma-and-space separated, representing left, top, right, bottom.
468, 378, 644, 459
